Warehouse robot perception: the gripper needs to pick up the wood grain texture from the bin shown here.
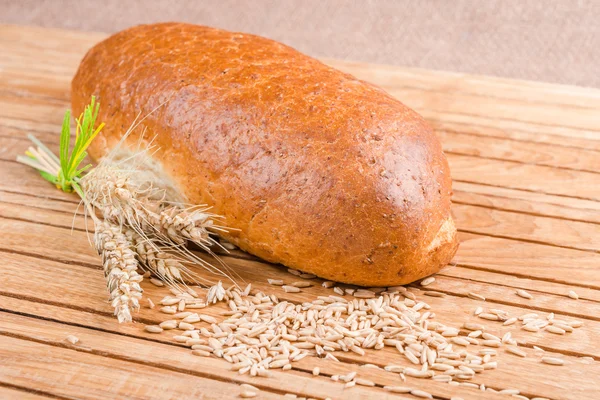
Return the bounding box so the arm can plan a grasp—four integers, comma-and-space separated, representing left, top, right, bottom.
1, 24, 599, 400
0, 335, 285, 400
0, 385, 53, 400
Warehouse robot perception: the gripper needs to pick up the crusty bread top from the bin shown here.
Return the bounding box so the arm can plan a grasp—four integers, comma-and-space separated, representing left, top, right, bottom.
72, 23, 458, 286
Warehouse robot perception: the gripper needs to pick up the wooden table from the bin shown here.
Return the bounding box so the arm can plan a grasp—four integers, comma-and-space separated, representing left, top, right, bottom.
1, 25, 599, 400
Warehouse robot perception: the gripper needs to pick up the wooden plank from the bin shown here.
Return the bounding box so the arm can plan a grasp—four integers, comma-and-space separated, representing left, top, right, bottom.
457, 233, 600, 288
438, 129, 600, 173
389, 86, 600, 134
0, 218, 98, 266
4, 98, 600, 209
0, 53, 80, 77
5, 23, 600, 114
439, 266, 600, 303
290, 338, 600, 400
3, 24, 600, 136
2, 24, 599, 112
453, 203, 600, 252
0, 138, 25, 162
3, 125, 600, 288
0, 335, 285, 400
5, 64, 600, 155
0, 191, 82, 215
449, 154, 600, 201
0, 189, 600, 302
431, 119, 600, 152
6, 183, 600, 259
1, 26, 600, 153
0, 160, 79, 204
0, 24, 104, 54
2, 196, 598, 306
0, 123, 62, 144
420, 274, 600, 321
0, 385, 52, 400
6, 141, 600, 235
425, 109, 600, 147
7, 98, 600, 181
0, 200, 88, 231
328, 58, 600, 110
0, 70, 70, 100
453, 182, 600, 225
454, 181, 600, 213
2, 210, 599, 315
6, 152, 600, 232
0, 117, 65, 141
0, 95, 67, 126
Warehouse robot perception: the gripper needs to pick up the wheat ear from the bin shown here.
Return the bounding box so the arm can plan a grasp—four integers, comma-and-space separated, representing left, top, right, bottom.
93, 218, 143, 322
80, 151, 239, 287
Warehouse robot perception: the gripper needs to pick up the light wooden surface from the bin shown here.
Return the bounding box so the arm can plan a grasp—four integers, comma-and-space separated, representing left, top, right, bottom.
1, 24, 599, 400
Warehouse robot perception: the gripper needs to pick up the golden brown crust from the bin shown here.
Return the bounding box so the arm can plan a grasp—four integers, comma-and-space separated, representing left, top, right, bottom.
71, 22, 458, 286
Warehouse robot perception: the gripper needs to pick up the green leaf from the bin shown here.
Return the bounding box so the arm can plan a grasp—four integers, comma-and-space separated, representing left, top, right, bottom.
59, 110, 71, 178
17, 96, 104, 194
75, 163, 93, 177
72, 181, 85, 200
65, 96, 103, 180
39, 170, 59, 185
70, 150, 88, 176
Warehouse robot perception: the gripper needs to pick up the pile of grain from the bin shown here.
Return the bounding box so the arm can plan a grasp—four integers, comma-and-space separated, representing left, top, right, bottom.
143, 273, 584, 399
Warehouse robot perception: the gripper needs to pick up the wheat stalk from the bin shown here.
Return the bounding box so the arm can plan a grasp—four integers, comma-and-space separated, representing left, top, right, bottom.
18, 97, 237, 322
93, 218, 143, 322
82, 162, 223, 248
81, 157, 238, 285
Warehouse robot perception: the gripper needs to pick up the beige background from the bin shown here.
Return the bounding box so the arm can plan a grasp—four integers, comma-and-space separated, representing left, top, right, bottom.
2, 0, 599, 88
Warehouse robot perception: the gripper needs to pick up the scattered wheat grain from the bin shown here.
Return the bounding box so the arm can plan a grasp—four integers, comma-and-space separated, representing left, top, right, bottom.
145, 325, 163, 333
506, 347, 526, 357
150, 278, 164, 287
468, 292, 485, 301
516, 289, 533, 299
420, 277, 435, 286
541, 357, 564, 366
384, 386, 412, 393
411, 389, 433, 398
65, 335, 79, 345
567, 290, 579, 300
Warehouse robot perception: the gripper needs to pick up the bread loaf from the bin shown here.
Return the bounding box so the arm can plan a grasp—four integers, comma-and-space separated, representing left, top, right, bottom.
71, 23, 458, 286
